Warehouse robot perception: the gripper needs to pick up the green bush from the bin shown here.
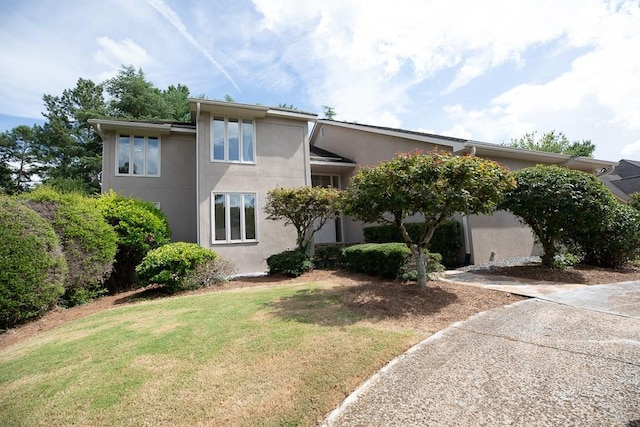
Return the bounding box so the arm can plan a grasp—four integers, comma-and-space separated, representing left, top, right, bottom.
0, 196, 67, 328
575, 203, 640, 268
267, 250, 313, 277
94, 190, 171, 292
20, 186, 117, 306
313, 245, 346, 269
363, 219, 463, 267
342, 243, 444, 281
342, 243, 412, 279
136, 242, 218, 294
501, 165, 617, 267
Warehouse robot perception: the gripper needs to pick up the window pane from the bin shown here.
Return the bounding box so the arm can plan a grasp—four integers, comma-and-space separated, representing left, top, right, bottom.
213, 118, 225, 160
133, 136, 145, 175
244, 194, 256, 240
118, 135, 130, 174
147, 137, 159, 175
214, 194, 226, 241
242, 120, 254, 162
229, 194, 241, 240
228, 119, 240, 161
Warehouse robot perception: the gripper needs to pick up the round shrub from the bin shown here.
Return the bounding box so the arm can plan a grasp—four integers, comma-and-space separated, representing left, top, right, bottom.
575, 203, 640, 268
0, 196, 67, 328
502, 165, 617, 267
267, 250, 313, 277
20, 186, 117, 306
94, 191, 171, 292
136, 242, 218, 293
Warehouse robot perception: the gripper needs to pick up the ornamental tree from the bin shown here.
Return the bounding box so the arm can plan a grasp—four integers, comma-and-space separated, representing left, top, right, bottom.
343, 151, 515, 288
264, 186, 343, 252
501, 165, 617, 267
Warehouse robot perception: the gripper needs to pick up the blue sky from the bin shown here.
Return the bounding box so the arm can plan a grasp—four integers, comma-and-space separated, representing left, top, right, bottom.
1, 0, 639, 162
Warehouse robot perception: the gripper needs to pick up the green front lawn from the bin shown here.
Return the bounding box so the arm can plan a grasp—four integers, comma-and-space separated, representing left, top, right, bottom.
0, 281, 419, 426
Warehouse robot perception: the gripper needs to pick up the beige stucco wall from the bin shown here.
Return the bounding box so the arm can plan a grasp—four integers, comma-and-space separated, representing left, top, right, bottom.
196, 112, 310, 274
467, 210, 542, 264
101, 130, 197, 243
313, 125, 451, 244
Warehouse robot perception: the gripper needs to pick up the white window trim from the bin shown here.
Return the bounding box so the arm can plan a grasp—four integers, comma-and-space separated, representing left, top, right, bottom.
115, 134, 161, 177
210, 117, 256, 164
211, 192, 259, 244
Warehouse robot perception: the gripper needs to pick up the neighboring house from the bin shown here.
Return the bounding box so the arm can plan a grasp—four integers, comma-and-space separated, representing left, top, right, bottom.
90, 102, 618, 274
600, 159, 640, 201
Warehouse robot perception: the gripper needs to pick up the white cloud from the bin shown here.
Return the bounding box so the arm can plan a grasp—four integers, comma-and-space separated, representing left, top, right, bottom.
93, 37, 151, 69
622, 140, 640, 156
250, 0, 624, 130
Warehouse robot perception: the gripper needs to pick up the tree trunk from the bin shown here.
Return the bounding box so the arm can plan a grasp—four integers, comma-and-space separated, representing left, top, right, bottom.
414, 246, 428, 288
540, 238, 556, 268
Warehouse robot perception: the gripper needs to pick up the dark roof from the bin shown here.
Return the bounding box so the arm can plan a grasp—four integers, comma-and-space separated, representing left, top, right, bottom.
318, 120, 470, 144
309, 145, 354, 163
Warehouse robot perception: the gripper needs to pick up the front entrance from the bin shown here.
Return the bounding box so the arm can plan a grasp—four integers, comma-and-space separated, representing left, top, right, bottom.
312, 174, 342, 244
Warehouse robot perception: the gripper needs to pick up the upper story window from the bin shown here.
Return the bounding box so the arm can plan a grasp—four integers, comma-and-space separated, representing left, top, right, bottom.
211, 117, 255, 163
117, 135, 160, 176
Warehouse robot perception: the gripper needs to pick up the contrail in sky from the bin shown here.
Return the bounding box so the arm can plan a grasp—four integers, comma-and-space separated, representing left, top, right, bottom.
145, 0, 241, 93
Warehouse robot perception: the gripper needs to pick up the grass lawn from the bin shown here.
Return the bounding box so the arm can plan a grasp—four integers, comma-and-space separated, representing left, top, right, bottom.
0, 280, 422, 426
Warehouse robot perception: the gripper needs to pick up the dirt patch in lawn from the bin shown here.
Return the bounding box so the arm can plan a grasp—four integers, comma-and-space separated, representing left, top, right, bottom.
5, 263, 639, 351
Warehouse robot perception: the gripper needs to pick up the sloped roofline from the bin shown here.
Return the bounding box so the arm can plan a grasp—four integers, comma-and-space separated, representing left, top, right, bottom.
310, 119, 617, 175
188, 98, 317, 121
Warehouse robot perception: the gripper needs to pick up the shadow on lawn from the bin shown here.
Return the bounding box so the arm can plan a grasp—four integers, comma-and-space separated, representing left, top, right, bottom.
267, 279, 459, 327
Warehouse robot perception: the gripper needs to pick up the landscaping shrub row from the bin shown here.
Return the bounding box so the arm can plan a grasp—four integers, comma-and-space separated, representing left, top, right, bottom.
1, 188, 232, 329
363, 219, 463, 267
269, 242, 444, 282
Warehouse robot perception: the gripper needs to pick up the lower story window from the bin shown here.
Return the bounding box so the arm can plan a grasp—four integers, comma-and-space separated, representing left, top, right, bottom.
212, 192, 257, 243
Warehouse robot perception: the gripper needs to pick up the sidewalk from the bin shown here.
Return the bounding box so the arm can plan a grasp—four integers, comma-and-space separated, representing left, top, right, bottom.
441, 269, 588, 298
323, 281, 640, 426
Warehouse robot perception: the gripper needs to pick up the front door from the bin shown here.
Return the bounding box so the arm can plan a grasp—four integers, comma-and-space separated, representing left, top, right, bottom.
312, 175, 341, 244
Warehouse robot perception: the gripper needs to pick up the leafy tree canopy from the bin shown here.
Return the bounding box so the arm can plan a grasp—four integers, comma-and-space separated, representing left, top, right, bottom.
508, 130, 596, 158
264, 186, 343, 252
501, 165, 616, 267
344, 151, 515, 287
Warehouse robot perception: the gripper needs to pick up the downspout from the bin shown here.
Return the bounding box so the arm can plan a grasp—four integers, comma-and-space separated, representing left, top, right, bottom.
195, 102, 201, 245
461, 145, 476, 265
95, 123, 105, 139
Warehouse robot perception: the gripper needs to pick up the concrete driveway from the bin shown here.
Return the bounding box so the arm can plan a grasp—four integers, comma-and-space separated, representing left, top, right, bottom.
323, 282, 640, 426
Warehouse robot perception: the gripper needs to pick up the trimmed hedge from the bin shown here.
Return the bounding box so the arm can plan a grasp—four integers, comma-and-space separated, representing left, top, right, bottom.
362, 219, 463, 267
342, 243, 444, 281
20, 186, 117, 306
313, 245, 346, 269
0, 196, 67, 328
342, 243, 411, 279
136, 242, 218, 294
267, 250, 313, 277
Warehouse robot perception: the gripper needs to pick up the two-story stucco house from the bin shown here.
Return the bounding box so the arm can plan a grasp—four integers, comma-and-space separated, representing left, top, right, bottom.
91, 100, 617, 275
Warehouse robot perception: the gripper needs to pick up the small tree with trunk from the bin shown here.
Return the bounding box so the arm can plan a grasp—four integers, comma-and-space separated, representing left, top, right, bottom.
344, 151, 515, 288
501, 165, 616, 267
264, 186, 343, 253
